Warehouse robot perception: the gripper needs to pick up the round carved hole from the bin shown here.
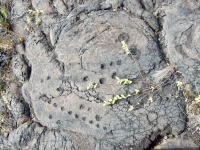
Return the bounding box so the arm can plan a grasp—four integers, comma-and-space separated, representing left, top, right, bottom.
82, 117, 86, 121
95, 115, 101, 121
111, 72, 116, 79
96, 124, 100, 128
89, 120, 93, 124
53, 103, 57, 107
129, 46, 141, 60
101, 64, 105, 69
99, 78, 106, 84
68, 111, 72, 115
75, 114, 79, 118
79, 104, 85, 109
118, 32, 129, 42
83, 76, 89, 81
56, 120, 61, 124
61, 107, 65, 111
49, 115, 52, 119
117, 60, 121, 66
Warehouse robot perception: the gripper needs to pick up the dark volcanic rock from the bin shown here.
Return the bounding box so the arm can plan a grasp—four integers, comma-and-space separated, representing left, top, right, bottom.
7, 82, 30, 127
4, 0, 200, 149
0, 51, 8, 70
12, 54, 31, 83
7, 121, 132, 150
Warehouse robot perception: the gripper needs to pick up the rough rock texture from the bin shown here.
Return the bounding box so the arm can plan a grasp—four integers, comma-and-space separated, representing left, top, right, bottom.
7, 122, 131, 150
12, 54, 31, 83
159, 0, 200, 87
183, 113, 200, 147
7, 82, 30, 127
0, 51, 8, 70
154, 137, 199, 150
1, 0, 199, 149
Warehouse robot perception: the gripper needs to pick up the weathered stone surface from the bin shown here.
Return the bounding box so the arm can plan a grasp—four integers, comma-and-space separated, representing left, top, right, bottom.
12, 54, 31, 83
7, 82, 30, 127
17, 7, 185, 147
7, 122, 130, 150
0, 51, 8, 70
19, 9, 175, 146
155, 138, 199, 150
3, 0, 200, 149
161, 1, 200, 87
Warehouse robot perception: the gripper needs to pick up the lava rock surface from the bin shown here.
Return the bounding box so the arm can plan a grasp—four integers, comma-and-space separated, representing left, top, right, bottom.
0, 0, 200, 149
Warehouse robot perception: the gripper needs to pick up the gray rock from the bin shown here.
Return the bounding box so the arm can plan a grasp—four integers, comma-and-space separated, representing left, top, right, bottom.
12, 54, 31, 83
0, 51, 8, 70
18, 9, 185, 148
148, 112, 157, 122
123, 0, 159, 31
10, 0, 31, 37
7, 82, 30, 127
5, 0, 200, 149
155, 138, 199, 150
7, 122, 130, 150
15, 44, 25, 55
161, 1, 200, 87
53, 0, 67, 15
